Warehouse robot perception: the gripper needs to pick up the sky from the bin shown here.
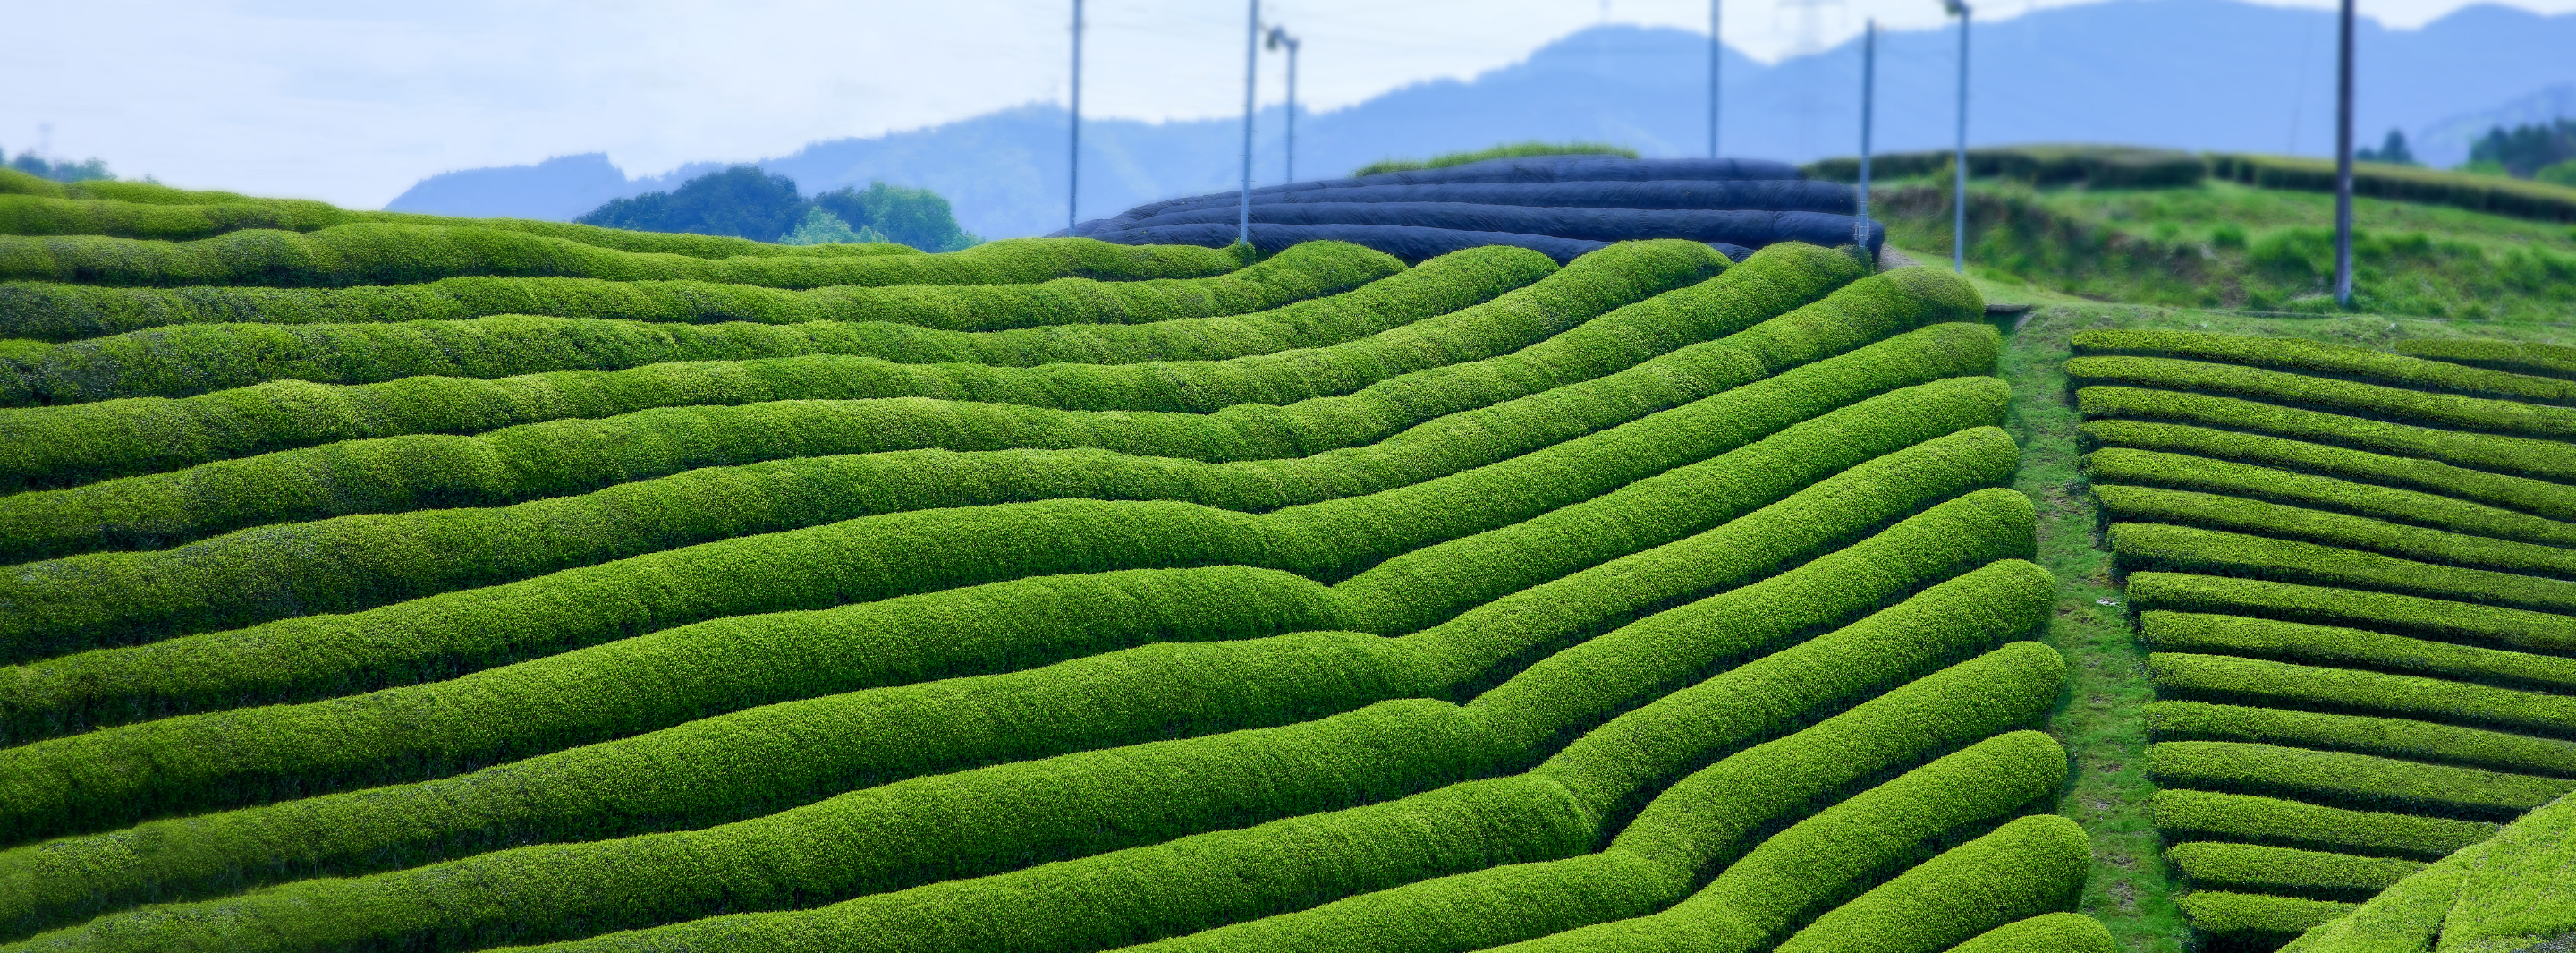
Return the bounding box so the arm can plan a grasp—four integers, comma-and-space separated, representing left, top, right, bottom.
8, 0, 2573, 208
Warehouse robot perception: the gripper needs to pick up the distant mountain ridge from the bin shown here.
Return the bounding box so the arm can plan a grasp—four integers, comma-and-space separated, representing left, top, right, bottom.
387, 0, 2576, 240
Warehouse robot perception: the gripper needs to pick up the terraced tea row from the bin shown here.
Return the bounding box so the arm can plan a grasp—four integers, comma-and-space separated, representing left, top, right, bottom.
2069, 329, 2576, 950
0, 203, 2103, 953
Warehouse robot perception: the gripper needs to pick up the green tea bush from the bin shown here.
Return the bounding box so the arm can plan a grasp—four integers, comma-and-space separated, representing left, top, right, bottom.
0, 245, 1895, 554
0, 238, 1442, 342
0, 378, 2011, 663
2109, 523, 2576, 613
2083, 449, 2576, 549
2095, 486, 2576, 577
2148, 741, 2574, 819
2066, 355, 2576, 439
2147, 701, 2576, 777
2072, 329, 2576, 404
2279, 790, 2576, 953
2150, 652, 2576, 738
2166, 842, 2427, 897
2207, 152, 2576, 224
2152, 788, 2500, 859
2174, 891, 2357, 944
1494, 731, 2069, 953
0, 440, 2029, 840
2390, 338, 2576, 380
0, 244, 1423, 402
1943, 914, 2118, 953
4, 562, 2050, 951
2078, 386, 2576, 482
2080, 420, 2576, 521
1111, 642, 2068, 953
2123, 573, 2576, 654
0, 240, 1840, 490
0, 227, 1232, 289
1769, 814, 2089, 953
2144, 612, 2576, 694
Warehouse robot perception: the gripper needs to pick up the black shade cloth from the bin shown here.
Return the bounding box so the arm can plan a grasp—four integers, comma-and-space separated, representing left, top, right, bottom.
1081, 223, 1770, 264
1080, 180, 1854, 235
1100, 202, 1872, 252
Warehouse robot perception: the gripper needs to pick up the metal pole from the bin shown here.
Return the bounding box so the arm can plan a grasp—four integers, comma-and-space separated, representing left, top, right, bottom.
2333, 0, 2355, 307
1270, 27, 1300, 183
1240, 0, 1258, 249
1068, 0, 1083, 234
1855, 19, 1875, 263
1952, 1, 1970, 273
1708, 0, 1721, 158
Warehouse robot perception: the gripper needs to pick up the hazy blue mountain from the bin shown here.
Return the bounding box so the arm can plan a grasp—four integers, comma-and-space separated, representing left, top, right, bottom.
2415, 83, 2576, 166
387, 0, 2576, 239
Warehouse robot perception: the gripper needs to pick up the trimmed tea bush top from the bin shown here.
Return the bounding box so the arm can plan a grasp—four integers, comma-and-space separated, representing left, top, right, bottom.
2072, 328, 2576, 949
1060, 155, 1883, 264
0, 171, 2097, 951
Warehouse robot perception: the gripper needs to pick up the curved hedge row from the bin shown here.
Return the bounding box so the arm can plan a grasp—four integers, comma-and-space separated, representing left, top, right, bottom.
2144, 612, 2576, 695
0, 238, 1822, 491
2389, 337, 2576, 380
0, 245, 1898, 557
1769, 813, 2089, 953
0, 228, 1235, 289
2065, 355, 2576, 439
2076, 385, 2576, 483
2279, 790, 2576, 953
1943, 914, 2119, 953
1107, 641, 2068, 953
2080, 420, 2576, 521
2123, 573, 2576, 654
2083, 448, 2576, 549
2108, 523, 2576, 612
2174, 892, 2356, 945
2148, 741, 2575, 820
2151, 652, 2576, 741
18, 234, 1383, 336
2166, 842, 2428, 897
2150, 788, 2501, 860
2096, 486, 2576, 578
2072, 329, 2576, 405
4, 560, 2053, 952
0, 244, 1443, 404
2146, 702, 2576, 778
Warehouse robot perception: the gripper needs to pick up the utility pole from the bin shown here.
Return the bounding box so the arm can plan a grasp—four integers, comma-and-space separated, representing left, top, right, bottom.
1945, 0, 1970, 273
1855, 19, 1876, 263
1708, 0, 1722, 157
1267, 26, 1301, 183
1239, 0, 1258, 249
1068, 0, 1083, 234
2333, 0, 2356, 306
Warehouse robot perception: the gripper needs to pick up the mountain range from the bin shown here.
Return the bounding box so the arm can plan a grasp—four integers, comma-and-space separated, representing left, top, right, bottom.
387, 0, 2576, 240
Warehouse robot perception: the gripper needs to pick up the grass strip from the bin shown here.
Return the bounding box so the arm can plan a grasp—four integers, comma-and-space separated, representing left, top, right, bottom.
0, 244, 1883, 557
2072, 329, 2576, 405
2096, 486, 2576, 579
0, 564, 2051, 952
2149, 788, 2498, 860
2149, 652, 2576, 739
2123, 573, 2576, 655
2064, 354, 2576, 439
0, 227, 1235, 289
2080, 420, 2576, 521
2147, 741, 2575, 820
1944, 914, 2119, 953
2147, 701, 2576, 778
0, 239, 1413, 342
2107, 523, 2576, 614
2084, 448, 2576, 549
2144, 612, 2576, 695
2075, 386, 2576, 482
2165, 842, 2426, 898
1108, 642, 2067, 953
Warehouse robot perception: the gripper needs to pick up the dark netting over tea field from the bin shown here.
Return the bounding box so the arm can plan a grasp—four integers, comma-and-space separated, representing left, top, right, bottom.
1058, 157, 1885, 263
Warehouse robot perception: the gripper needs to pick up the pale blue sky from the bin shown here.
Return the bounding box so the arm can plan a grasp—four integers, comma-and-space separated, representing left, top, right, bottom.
6, 0, 2567, 208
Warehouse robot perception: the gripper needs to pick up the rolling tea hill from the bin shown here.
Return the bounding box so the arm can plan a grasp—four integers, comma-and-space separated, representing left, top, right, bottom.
0, 166, 2117, 953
